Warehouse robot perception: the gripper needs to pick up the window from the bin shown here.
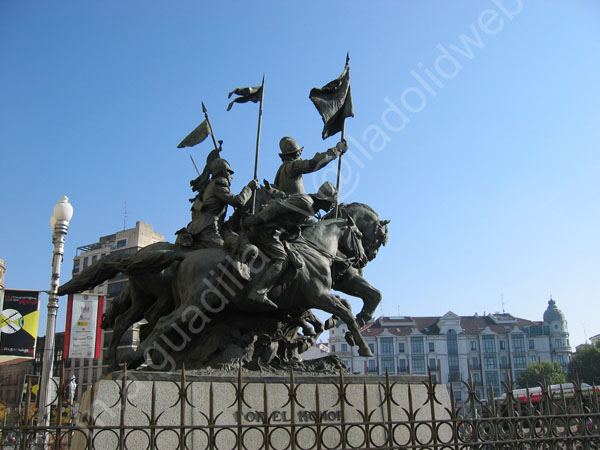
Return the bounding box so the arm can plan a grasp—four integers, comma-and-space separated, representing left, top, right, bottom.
528, 339, 535, 349
500, 355, 508, 369
367, 360, 377, 372
381, 357, 395, 374
513, 354, 526, 369
555, 338, 562, 348
473, 372, 481, 384
431, 374, 438, 383
411, 356, 425, 373
341, 344, 348, 352
83, 257, 89, 269
512, 335, 525, 352
484, 355, 497, 370
470, 357, 480, 370
398, 342, 405, 353
499, 340, 506, 350
380, 338, 394, 355
446, 330, 458, 354
108, 281, 128, 297
92, 255, 97, 264
428, 358, 437, 371
368, 343, 375, 353
448, 356, 459, 371
411, 337, 424, 354
485, 371, 500, 395
530, 355, 537, 363
454, 391, 462, 402
429, 342, 435, 352
482, 336, 496, 353
73, 259, 80, 272
331, 345, 336, 352
470, 340, 477, 351
398, 359, 407, 372
117, 239, 127, 248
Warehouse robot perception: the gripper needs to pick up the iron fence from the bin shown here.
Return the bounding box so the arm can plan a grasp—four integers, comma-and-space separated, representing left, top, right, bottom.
1, 365, 599, 449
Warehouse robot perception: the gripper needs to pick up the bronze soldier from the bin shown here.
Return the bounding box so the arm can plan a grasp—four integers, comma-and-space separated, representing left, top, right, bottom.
243, 181, 338, 309
180, 158, 258, 248
274, 137, 347, 195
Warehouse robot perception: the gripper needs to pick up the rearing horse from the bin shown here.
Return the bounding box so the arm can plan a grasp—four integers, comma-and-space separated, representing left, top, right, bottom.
127, 216, 373, 368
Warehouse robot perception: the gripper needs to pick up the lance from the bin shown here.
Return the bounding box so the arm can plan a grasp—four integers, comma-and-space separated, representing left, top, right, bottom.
334, 53, 351, 218
201, 101, 219, 151
189, 154, 201, 176
251, 75, 265, 214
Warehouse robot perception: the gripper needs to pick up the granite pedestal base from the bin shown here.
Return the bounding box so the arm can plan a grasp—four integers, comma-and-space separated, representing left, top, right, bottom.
71, 371, 452, 449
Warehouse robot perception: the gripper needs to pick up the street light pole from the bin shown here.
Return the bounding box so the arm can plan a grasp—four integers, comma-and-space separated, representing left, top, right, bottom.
37, 196, 73, 429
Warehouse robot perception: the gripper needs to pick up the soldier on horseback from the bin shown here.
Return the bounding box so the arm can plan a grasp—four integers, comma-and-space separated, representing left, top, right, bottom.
243, 181, 338, 309
177, 158, 259, 248
274, 137, 347, 195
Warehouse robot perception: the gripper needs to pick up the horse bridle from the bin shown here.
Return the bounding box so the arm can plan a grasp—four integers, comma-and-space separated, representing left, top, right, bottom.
295, 221, 367, 269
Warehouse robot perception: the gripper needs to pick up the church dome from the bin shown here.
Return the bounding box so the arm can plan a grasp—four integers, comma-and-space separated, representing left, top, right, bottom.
543, 299, 565, 323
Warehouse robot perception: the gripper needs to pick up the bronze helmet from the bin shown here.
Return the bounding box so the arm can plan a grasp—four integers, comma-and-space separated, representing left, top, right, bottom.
279, 137, 304, 157
313, 181, 337, 203
209, 158, 234, 177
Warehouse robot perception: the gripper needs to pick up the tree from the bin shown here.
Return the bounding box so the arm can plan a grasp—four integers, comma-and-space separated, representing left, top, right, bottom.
516, 361, 567, 388
569, 344, 600, 385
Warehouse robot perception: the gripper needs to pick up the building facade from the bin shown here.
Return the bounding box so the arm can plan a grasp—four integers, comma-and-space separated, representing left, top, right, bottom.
0, 357, 34, 412
65, 221, 164, 401
329, 300, 571, 403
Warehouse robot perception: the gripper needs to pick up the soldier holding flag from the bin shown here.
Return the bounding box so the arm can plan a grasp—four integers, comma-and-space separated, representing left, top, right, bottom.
274, 136, 347, 195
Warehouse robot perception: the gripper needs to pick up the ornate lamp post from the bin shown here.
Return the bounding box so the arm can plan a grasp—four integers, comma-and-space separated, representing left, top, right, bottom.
37, 196, 73, 428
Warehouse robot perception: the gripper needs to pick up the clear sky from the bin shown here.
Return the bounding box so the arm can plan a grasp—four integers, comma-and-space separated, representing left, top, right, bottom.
1, 1, 599, 348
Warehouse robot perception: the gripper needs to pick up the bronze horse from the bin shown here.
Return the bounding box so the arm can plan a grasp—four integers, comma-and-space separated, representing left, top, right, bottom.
59, 203, 389, 369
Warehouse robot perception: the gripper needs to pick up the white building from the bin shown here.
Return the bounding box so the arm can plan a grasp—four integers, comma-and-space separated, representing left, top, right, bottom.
329, 299, 571, 403
66, 221, 164, 400
300, 342, 330, 360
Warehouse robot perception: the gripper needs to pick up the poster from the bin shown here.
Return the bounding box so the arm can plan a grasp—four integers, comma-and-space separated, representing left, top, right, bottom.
64, 294, 103, 359
0, 289, 40, 357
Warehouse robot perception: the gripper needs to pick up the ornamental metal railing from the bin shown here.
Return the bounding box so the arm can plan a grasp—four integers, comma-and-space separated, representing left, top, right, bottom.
0, 364, 599, 450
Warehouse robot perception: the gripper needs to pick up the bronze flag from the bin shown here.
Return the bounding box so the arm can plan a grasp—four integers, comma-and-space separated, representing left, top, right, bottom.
309, 57, 354, 140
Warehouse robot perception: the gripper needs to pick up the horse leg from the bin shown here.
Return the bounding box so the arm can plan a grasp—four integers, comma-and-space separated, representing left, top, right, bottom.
303, 309, 324, 336
128, 303, 195, 370
311, 291, 373, 357
334, 269, 382, 327
107, 295, 146, 370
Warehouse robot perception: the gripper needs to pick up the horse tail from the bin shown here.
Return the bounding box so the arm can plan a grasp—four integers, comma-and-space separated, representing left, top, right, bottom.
58, 250, 185, 296
58, 253, 124, 296
100, 283, 131, 330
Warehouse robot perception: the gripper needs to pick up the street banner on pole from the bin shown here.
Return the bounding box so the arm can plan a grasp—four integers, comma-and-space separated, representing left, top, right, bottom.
0, 289, 40, 357
63, 294, 104, 359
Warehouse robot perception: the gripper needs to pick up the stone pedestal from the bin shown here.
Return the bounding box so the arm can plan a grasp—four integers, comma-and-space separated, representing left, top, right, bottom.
71, 371, 452, 449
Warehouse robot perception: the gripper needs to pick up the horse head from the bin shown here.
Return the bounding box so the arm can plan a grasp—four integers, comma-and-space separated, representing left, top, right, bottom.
326, 203, 389, 262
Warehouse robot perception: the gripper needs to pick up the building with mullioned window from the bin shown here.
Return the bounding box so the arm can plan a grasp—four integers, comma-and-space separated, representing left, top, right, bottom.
329, 299, 571, 403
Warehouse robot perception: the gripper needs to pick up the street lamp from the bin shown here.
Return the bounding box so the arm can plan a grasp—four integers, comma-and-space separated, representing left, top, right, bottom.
37, 196, 73, 429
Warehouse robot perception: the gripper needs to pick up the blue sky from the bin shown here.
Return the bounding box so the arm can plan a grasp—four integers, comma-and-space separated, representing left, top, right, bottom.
1, 1, 599, 347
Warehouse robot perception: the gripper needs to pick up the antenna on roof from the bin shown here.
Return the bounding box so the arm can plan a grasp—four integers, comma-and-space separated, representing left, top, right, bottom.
123, 201, 128, 230
501, 293, 505, 313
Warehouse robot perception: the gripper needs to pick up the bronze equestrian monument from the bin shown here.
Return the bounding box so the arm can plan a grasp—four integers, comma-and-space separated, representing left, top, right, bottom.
61, 57, 451, 449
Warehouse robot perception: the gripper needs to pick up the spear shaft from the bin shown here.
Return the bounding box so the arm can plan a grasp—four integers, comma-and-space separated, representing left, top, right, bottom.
201, 102, 219, 150
251, 75, 265, 214
334, 123, 345, 218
